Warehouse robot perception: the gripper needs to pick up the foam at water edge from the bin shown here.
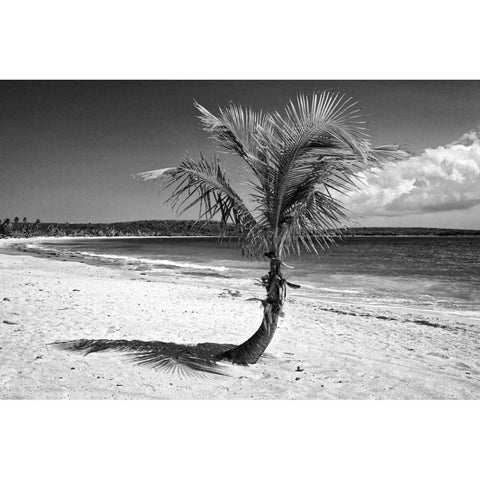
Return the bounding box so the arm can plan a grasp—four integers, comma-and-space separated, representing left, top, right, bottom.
317, 287, 361, 294
23, 243, 229, 273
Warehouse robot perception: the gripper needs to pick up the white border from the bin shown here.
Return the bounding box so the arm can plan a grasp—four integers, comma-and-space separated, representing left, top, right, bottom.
1, 401, 480, 480
1, 1, 479, 479
1, 0, 480, 79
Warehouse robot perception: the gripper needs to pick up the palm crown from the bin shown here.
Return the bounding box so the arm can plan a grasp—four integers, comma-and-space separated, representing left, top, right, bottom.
135, 91, 406, 259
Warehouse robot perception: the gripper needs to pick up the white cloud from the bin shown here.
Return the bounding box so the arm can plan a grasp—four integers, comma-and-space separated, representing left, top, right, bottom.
346, 126, 480, 216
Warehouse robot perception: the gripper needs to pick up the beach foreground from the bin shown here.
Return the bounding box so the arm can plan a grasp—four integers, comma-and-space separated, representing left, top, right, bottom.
1, 239, 479, 399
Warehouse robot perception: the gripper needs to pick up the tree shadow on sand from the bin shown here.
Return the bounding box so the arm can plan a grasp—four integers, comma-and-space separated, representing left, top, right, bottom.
53, 339, 238, 377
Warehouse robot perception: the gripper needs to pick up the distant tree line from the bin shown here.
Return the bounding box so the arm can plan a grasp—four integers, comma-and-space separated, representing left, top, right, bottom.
0, 218, 238, 238
343, 227, 480, 236
1, 218, 479, 239
1, 217, 42, 237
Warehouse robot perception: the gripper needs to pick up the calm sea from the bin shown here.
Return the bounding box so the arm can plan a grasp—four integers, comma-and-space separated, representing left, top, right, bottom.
33, 236, 480, 318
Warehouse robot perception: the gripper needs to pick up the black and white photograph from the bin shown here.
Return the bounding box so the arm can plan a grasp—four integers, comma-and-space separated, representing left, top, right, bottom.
1, 2, 479, 479
2, 80, 479, 399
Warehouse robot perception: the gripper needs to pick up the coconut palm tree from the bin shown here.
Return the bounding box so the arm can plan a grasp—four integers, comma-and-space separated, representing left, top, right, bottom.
135, 91, 406, 365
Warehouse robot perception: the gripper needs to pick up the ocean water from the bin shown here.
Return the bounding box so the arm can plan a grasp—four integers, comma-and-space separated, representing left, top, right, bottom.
30, 236, 480, 318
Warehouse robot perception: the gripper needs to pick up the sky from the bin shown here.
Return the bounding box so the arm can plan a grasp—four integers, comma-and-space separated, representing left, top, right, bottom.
1, 80, 480, 229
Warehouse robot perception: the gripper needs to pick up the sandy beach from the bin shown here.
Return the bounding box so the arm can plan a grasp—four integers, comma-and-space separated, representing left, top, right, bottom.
1, 238, 479, 399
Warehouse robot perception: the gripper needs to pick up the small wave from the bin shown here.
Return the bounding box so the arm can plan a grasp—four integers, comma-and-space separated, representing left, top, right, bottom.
317, 287, 361, 294
178, 271, 231, 279
76, 252, 229, 272
285, 284, 360, 294
25, 243, 229, 273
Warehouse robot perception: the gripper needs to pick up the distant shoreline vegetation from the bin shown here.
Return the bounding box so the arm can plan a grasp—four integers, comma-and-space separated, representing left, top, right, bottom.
1, 218, 479, 239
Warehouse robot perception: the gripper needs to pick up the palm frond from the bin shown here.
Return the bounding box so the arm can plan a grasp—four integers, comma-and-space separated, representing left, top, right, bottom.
133, 167, 177, 182
365, 144, 410, 165
195, 101, 278, 220
277, 186, 353, 256
135, 154, 256, 238
194, 101, 268, 167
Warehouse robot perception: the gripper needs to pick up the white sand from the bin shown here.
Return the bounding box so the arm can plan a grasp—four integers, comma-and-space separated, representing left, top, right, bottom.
1, 238, 479, 399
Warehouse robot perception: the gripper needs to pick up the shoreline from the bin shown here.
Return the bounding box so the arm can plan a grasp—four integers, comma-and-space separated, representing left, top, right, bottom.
4, 236, 479, 324
1, 239, 480, 399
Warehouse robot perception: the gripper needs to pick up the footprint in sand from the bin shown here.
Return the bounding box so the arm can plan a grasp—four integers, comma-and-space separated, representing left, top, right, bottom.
218, 289, 242, 298
427, 352, 449, 360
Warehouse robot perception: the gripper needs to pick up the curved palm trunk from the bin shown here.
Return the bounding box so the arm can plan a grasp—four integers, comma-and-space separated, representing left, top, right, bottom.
216, 257, 285, 364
